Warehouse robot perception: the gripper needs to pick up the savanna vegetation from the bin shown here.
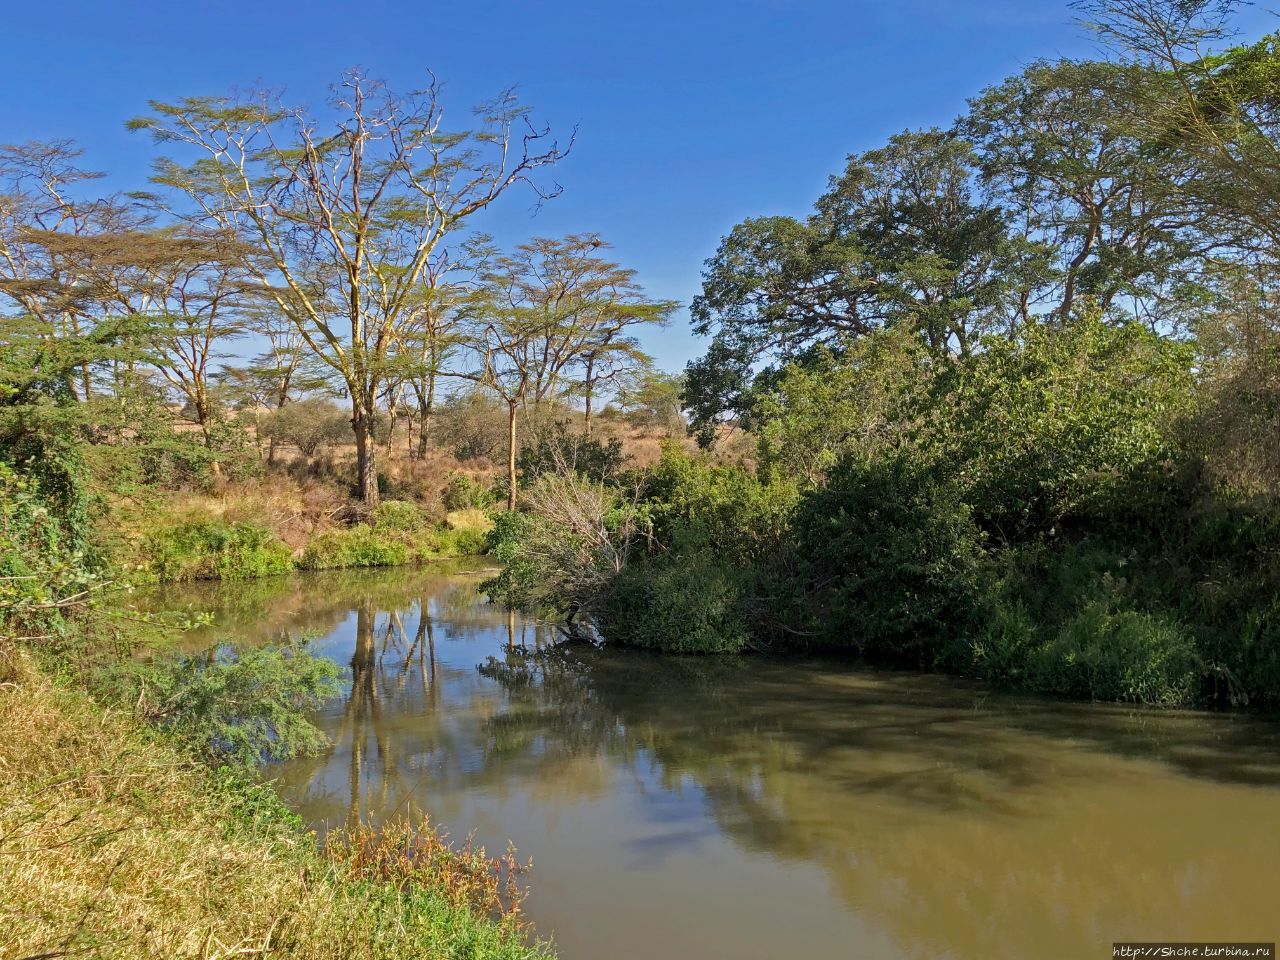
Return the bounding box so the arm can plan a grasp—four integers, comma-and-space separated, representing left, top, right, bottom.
6, 0, 1280, 954
0, 66, 681, 960
493, 0, 1280, 709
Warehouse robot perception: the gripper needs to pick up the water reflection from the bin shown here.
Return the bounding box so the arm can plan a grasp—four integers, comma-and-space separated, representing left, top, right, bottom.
161, 569, 1280, 960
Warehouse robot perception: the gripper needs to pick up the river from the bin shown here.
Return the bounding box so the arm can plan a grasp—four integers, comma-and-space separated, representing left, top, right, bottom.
154, 566, 1280, 959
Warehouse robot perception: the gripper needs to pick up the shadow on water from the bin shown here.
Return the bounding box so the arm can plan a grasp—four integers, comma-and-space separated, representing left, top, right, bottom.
151, 567, 1280, 960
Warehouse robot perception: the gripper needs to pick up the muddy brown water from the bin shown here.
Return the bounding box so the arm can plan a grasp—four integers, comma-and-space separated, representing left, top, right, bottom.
150, 566, 1280, 960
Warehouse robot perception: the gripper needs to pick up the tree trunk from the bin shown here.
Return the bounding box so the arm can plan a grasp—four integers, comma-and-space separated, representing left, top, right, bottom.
414, 372, 436, 460
583, 356, 595, 438
196, 393, 223, 482
506, 400, 518, 511
267, 387, 289, 466
353, 399, 381, 506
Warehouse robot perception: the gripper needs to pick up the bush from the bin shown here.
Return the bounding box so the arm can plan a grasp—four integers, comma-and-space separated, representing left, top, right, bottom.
925, 315, 1195, 539
517, 422, 626, 485
147, 521, 295, 582
0, 451, 101, 640
640, 449, 797, 567
299, 525, 410, 570
372, 499, 431, 533
599, 551, 753, 653
436, 393, 509, 462
1027, 604, 1200, 704
443, 473, 496, 512
792, 452, 989, 666
260, 399, 351, 458
137, 642, 343, 766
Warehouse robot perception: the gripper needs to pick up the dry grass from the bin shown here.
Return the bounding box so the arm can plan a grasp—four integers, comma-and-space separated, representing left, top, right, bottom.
0, 653, 552, 960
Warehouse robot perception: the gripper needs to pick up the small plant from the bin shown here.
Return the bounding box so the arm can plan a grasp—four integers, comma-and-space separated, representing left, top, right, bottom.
327, 819, 532, 930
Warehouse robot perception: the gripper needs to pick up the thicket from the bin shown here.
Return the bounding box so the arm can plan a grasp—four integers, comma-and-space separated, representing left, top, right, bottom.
490, 1, 1280, 707
496, 311, 1280, 706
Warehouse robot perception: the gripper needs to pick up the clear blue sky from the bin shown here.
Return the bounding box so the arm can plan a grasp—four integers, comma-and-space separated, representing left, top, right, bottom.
6, 0, 1274, 372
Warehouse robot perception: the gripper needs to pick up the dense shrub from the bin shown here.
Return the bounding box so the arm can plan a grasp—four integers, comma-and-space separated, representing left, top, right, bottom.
481, 473, 637, 618
147, 521, 295, 582
793, 453, 990, 666
371, 499, 431, 533
925, 316, 1195, 539
640, 449, 797, 567
0, 447, 101, 642
599, 552, 753, 653
299, 525, 409, 570
259, 399, 351, 458
1025, 604, 1201, 704
443, 473, 496, 512
517, 422, 626, 485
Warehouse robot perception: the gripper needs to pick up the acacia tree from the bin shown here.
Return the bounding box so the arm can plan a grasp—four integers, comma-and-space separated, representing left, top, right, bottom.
129, 71, 570, 504
216, 312, 333, 464
484, 234, 672, 438
965, 58, 1216, 326
391, 238, 491, 459
462, 235, 672, 506
1077, 0, 1280, 251
0, 141, 145, 406
90, 227, 254, 473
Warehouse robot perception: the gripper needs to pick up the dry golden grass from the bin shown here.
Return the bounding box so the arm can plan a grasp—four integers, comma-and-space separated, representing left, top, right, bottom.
0, 653, 551, 960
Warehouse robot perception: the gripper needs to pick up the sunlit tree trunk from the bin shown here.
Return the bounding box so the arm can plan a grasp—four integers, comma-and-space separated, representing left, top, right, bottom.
506, 399, 519, 511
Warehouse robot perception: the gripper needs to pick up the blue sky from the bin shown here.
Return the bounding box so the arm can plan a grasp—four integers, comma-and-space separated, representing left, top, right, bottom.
6, 0, 1275, 373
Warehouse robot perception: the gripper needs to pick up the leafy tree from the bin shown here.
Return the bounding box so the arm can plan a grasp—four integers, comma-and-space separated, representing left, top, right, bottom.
130, 71, 570, 504
966, 58, 1203, 324
258, 398, 352, 458
462, 235, 672, 508
615, 369, 686, 434
686, 130, 1043, 438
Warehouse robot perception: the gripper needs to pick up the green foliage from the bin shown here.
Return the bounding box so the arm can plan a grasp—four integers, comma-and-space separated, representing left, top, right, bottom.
580, 451, 796, 652
640, 449, 797, 567
517, 421, 626, 485
481, 472, 634, 618
926, 315, 1195, 538
0, 451, 101, 640
793, 452, 990, 666
599, 552, 754, 654
1027, 604, 1200, 704
299, 525, 410, 571
481, 511, 549, 613
753, 331, 930, 484
259, 399, 352, 458
371, 499, 431, 534
615, 370, 686, 433
443, 473, 497, 512
147, 521, 295, 582
138, 642, 342, 767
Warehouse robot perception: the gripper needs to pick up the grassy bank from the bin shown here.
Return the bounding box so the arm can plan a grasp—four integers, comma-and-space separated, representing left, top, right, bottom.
109, 481, 494, 584
0, 650, 552, 960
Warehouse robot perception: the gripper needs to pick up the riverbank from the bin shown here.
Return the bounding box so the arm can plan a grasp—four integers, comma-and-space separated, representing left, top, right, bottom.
0, 649, 553, 960
103, 476, 495, 584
